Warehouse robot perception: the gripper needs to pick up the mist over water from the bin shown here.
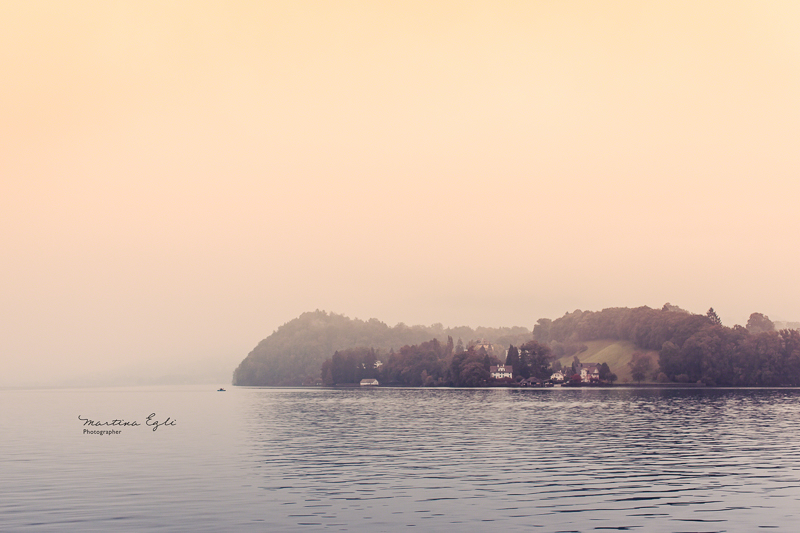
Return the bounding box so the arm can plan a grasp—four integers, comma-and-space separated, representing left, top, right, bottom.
3, 386, 800, 531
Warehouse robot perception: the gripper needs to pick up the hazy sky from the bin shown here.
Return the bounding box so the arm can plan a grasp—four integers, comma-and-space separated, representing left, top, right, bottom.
3, 1, 799, 386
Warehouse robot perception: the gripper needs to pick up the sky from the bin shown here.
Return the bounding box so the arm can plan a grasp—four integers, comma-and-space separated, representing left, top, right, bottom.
2, 1, 799, 387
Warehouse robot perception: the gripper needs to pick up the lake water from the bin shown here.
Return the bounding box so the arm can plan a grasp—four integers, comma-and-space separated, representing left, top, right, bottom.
2, 386, 800, 532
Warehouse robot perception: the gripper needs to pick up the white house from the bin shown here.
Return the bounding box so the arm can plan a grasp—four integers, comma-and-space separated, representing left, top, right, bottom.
490, 365, 513, 379
360, 378, 379, 386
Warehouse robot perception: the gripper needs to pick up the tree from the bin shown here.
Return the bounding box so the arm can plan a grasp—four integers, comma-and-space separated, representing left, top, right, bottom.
706, 308, 722, 325
330, 351, 346, 384
362, 348, 378, 379
628, 352, 653, 383
746, 313, 774, 334
571, 356, 581, 376
321, 359, 333, 386
533, 318, 552, 342
519, 340, 553, 379
598, 362, 617, 383
517, 347, 531, 379
450, 347, 492, 386
658, 341, 680, 381
384, 340, 446, 386
505, 345, 520, 370
460, 361, 490, 387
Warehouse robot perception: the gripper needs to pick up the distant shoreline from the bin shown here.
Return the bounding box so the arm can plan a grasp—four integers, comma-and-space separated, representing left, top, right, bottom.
234, 383, 800, 390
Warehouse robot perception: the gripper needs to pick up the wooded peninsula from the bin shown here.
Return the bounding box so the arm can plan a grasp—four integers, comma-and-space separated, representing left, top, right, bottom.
232, 306, 800, 388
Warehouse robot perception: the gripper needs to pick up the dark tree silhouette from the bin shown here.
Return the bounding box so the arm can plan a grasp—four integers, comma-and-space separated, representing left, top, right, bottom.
505, 345, 520, 369
519, 340, 553, 379
517, 346, 531, 379
706, 308, 722, 325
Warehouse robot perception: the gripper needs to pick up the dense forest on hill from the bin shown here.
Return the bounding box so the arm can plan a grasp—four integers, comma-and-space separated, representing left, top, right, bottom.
233, 306, 800, 387
232, 310, 531, 386
534, 305, 800, 386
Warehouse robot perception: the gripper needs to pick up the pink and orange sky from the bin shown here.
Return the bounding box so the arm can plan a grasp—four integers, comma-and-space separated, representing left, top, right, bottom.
2, 1, 799, 386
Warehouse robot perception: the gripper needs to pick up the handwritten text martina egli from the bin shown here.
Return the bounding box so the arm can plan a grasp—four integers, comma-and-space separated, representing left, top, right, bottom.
78, 414, 176, 434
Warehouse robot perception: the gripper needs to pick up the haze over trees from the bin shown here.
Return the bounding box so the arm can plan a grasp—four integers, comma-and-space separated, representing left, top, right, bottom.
233, 306, 800, 387
746, 312, 775, 334
233, 310, 530, 386
536, 306, 798, 386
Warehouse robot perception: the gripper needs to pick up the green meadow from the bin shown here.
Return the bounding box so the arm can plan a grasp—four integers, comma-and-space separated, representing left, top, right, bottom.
555, 339, 659, 383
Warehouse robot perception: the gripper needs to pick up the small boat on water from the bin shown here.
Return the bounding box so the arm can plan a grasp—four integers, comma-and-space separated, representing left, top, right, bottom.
217, 388, 226, 392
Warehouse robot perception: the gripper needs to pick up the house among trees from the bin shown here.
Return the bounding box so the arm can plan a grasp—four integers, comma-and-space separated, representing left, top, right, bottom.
360, 378, 379, 386
579, 363, 600, 383
550, 370, 566, 383
490, 364, 513, 379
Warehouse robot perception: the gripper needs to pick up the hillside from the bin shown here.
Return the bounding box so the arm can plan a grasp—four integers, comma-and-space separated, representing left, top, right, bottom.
233, 310, 532, 386
540, 306, 800, 386
555, 340, 659, 383
234, 306, 800, 387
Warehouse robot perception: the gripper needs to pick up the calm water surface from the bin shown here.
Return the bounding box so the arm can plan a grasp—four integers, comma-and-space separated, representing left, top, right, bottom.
2, 386, 800, 531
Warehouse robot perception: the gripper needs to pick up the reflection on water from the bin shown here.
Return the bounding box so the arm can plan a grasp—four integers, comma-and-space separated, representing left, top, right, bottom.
1, 386, 799, 531
245, 388, 800, 532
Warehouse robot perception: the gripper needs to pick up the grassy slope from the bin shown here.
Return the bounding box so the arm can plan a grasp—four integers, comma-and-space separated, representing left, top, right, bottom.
555, 340, 660, 383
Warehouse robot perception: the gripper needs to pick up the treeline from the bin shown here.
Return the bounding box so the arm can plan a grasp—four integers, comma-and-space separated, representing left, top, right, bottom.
534, 305, 800, 386
533, 305, 710, 351
659, 327, 800, 386
320, 347, 381, 385
320, 338, 557, 387
233, 310, 531, 386
234, 307, 800, 387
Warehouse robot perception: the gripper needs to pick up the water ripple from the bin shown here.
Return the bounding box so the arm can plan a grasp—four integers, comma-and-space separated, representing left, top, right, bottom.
243, 387, 800, 531
2, 386, 800, 531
